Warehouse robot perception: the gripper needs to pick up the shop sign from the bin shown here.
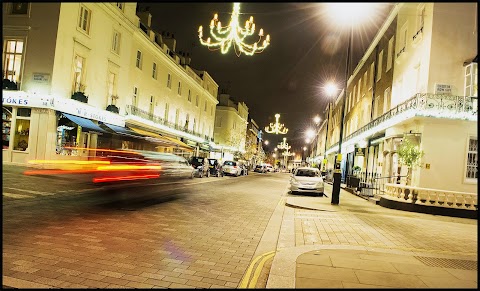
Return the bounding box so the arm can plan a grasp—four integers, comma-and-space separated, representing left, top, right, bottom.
434, 83, 452, 95
32, 73, 50, 84
54, 98, 125, 127
2, 90, 54, 108
355, 147, 365, 156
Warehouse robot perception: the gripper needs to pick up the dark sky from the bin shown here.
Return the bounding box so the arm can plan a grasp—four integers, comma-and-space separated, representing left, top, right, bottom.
138, 2, 393, 150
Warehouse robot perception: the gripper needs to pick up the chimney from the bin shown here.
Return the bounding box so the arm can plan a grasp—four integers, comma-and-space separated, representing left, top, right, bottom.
137, 9, 152, 28
163, 32, 176, 52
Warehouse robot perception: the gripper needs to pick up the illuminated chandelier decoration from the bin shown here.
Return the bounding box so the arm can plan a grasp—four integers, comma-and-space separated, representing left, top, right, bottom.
265, 114, 288, 134
277, 137, 291, 150
198, 3, 270, 57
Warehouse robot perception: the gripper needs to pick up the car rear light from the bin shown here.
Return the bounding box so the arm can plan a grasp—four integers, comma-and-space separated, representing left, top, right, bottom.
233, 166, 237, 168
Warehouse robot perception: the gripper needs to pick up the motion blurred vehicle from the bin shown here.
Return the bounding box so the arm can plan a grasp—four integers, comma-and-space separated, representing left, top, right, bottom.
23, 149, 195, 190
208, 158, 223, 177
289, 167, 324, 196
222, 160, 242, 176
254, 165, 266, 173
190, 156, 210, 178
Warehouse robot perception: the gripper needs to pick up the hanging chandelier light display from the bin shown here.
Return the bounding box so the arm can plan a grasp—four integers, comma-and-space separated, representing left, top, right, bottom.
198, 2, 270, 57
265, 114, 288, 134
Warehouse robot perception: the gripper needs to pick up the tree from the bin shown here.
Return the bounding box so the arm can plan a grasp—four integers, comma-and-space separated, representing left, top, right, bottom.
397, 138, 424, 185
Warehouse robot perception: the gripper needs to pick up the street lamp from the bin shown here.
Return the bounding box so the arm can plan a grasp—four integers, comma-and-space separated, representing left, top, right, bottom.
325, 3, 376, 205
313, 115, 321, 125
264, 140, 269, 145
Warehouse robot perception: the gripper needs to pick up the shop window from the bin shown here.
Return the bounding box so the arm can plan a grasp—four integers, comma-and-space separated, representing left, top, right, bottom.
56, 115, 88, 156
2, 107, 13, 149
3, 39, 25, 84
13, 108, 31, 151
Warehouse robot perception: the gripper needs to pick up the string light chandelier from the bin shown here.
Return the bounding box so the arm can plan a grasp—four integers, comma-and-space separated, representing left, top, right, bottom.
265, 114, 288, 134
198, 2, 270, 57
277, 137, 291, 150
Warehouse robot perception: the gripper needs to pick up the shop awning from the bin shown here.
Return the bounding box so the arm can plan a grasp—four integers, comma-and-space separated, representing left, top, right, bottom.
128, 126, 178, 147
103, 123, 144, 139
62, 113, 108, 133
161, 136, 194, 151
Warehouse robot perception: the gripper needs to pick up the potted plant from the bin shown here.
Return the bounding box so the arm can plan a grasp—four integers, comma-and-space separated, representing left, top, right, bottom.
106, 104, 119, 114
397, 138, 424, 186
2, 79, 18, 90
71, 91, 88, 103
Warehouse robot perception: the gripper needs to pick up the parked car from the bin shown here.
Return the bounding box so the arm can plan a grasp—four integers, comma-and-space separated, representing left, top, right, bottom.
222, 160, 243, 176
289, 167, 324, 196
208, 158, 223, 177
254, 165, 267, 173
190, 156, 210, 178
265, 164, 274, 172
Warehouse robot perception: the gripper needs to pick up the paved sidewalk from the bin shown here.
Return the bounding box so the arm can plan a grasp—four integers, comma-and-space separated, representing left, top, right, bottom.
267, 186, 478, 288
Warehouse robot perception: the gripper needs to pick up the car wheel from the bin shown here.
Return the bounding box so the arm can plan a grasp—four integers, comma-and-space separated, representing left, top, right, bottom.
206, 171, 210, 178
199, 172, 203, 178
190, 172, 194, 179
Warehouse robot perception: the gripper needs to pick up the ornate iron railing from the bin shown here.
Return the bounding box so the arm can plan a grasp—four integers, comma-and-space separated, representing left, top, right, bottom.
125, 105, 214, 142
343, 93, 477, 144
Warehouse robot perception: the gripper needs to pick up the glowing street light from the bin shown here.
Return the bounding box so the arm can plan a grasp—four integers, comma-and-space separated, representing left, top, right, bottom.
272, 153, 276, 158
274, 147, 278, 151
306, 128, 315, 139
303, 147, 307, 151
264, 140, 269, 145
324, 82, 339, 97
313, 115, 321, 125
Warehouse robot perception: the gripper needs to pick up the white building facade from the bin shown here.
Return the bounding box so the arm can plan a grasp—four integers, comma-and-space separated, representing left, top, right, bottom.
313, 3, 477, 195
3, 3, 219, 164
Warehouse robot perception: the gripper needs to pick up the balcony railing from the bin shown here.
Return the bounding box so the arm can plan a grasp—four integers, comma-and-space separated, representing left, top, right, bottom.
125, 105, 214, 142
343, 93, 478, 144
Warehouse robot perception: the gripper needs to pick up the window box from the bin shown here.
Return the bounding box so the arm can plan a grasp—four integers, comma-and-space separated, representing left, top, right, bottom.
71, 91, 88, 103
106, 104, 119, 114
2, 79, 18, 90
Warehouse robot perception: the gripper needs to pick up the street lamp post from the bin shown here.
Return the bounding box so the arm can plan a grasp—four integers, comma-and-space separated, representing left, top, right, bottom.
331, 23, 353, 205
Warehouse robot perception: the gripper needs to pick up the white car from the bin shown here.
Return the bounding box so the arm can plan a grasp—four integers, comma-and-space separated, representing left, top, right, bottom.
289, 167, 324, 196
265, 164, 274, 172
222, 160, 243, 176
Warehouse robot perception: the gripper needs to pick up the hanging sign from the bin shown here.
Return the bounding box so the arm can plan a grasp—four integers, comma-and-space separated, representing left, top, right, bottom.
2, 90, 54, 108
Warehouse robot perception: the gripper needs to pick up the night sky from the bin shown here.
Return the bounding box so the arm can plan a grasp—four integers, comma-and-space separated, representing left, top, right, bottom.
138, 2, 394, 150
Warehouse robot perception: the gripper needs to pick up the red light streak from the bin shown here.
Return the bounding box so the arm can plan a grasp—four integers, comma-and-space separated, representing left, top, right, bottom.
92, 174, 160, 183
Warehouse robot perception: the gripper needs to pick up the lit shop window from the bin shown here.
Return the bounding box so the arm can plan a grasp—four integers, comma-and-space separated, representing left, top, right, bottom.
56, 115, 87, 156
3, 39, 24, 84
2, 107, 13, 149
13, 108, 31, 151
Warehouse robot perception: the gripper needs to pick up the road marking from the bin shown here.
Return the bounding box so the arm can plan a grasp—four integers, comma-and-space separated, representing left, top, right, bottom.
3, 192, 35, 199
239, 251, 275, 288
248, 252, 275, 288
3, 187, 55, 196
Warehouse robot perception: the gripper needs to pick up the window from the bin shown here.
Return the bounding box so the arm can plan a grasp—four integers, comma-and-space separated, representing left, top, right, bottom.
2, 107, 13, 149
348, 93, 352, 111
465, 63, 478, 97
152, 62, 157, 79
72, 54, 85, 93
387, 37, 394, 71
185, 113, 190, 129
416, 5, 426, 32
149, 96, 155, 114
398, 25, 408, 57
13, 108, 31, 151
112, 30, 121, 54
132, 86, 138, 107
193, 118, 196, 132
107, 72, 117, 105
188, 90, 191, 102
383, 87, 390, 114
357, 79, 361, 100
353, 85, 357, 105
10, 3, 29, 15
465, 137, 478, 181
374, 95, 380, 118
216, 116, 222, 127
195, 95, 199, 107
211, 105, 214, 116
175, 109, 179, 125
136, 50, 142, 69
116, 3, 124, 11
233, 121, 236, 130
167, 74, 171, 88
363, 71, 367, 92
78, 5, 91, 34
369, 62, 375, 89
3, 39, 25, 84
178, 82, 182, 95
204, 100, 207, 112
164, 103, 169, 120
376, 50, 383, 81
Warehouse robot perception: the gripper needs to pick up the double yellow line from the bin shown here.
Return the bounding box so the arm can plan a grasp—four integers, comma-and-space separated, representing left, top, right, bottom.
238, 251, 276, 288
